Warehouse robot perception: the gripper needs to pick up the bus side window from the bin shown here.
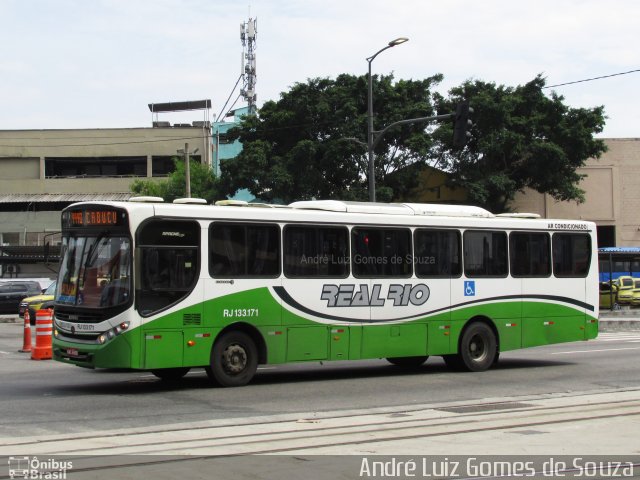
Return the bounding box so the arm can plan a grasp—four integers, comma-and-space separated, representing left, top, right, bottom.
209, 223, 280, 278
284, 225, 349, 278
464, 230, 508, 277
552, 233, 591, 277
509, 232, 551, 277
352, 227, 412, 278
414, 229, 461, 278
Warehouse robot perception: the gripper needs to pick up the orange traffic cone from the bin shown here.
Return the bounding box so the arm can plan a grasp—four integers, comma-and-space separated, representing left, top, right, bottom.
31, 309, 53, 360
20, 310, 32, 353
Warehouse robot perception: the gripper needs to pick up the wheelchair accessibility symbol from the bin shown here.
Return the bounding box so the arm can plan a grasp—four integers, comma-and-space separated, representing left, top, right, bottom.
464, 281, 476, 296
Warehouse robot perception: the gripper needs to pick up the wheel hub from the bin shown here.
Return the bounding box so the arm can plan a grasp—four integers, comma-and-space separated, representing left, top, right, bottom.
223, 344, 247, 375
469, 335, 486, 360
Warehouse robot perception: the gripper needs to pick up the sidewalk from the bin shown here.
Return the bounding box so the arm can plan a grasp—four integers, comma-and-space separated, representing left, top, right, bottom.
599, 308, 640, 331
2, 387, 639, 456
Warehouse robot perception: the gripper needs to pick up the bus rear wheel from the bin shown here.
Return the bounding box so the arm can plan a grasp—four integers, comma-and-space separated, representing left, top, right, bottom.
386, 356, 429, 368
206, 331, 258, 387
447, 322, 497, 372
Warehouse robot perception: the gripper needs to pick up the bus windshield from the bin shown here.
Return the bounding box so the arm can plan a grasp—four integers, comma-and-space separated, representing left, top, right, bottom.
57, 234, 132, 309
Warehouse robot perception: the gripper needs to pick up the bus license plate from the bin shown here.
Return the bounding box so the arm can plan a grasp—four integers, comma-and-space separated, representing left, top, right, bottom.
67, 348, 79, 357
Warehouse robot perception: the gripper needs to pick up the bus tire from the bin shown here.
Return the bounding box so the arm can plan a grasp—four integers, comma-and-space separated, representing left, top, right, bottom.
386, 356, 429, 368
457, 322, 497, 372
206, 331, 258, 387
151, 367, 190, 381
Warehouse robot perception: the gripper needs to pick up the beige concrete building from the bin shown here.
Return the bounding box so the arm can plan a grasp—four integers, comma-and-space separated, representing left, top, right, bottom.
0, 126, 210, 278
511, 138, 640, 247
0, 129, 637, 278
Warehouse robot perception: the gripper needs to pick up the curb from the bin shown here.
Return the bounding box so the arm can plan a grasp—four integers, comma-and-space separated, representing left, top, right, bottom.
0, 315, 21, 324
599, 319, 640, 331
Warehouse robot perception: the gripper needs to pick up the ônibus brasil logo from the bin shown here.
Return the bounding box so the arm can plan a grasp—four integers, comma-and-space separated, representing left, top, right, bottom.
8, 456, 73, 479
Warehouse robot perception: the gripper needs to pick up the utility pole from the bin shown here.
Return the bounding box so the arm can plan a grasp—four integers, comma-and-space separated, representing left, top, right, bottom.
177, 143, 198, 198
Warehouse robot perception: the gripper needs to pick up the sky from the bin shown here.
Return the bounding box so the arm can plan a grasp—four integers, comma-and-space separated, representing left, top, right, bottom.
1, 0, 639, 137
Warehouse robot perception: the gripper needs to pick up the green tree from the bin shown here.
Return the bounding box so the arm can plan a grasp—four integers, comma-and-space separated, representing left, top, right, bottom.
431, 75, 607, 212
131, 157, 222, 203
219, 73, 443, 203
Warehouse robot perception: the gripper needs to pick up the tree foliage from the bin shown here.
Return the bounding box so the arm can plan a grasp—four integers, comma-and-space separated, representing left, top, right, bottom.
130, 157, 222, 203
432, 75, 607, 212
219, 73, 443, 203
142, 74, 607, 213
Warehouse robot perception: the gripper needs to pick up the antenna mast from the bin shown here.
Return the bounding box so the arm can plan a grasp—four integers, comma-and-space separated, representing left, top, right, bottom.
240, 16, 257, 114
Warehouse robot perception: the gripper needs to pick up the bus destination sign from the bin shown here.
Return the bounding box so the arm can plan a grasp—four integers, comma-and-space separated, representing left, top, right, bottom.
63, 208, 126, 228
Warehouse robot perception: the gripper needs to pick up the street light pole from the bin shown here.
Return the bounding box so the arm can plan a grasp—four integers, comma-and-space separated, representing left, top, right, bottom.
366, 37, 408, 202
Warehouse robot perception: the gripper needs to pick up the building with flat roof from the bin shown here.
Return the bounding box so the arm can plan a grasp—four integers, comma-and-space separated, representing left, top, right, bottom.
0, 129, 638, 278
391, 138, 640, 249
0, 125, 210, 277
511, 138, 640, 247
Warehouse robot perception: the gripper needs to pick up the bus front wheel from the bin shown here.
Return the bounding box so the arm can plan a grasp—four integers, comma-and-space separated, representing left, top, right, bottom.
206, 331, 258, 387
445, 322, 497, 372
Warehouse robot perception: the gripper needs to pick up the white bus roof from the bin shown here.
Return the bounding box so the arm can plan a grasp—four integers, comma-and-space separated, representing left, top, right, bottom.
288, 200, 494, 218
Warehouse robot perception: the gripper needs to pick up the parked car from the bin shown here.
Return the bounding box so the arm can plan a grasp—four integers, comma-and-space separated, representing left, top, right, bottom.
599, 281, 619, 309
0, 281, 42, 315
19, 281, 56, 324
631, 279, 640, 307
615, 276, 636, 304
39, 299, 55, 311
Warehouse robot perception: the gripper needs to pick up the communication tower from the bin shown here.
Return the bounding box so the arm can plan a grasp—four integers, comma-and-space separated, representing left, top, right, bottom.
240, 17, 257, 113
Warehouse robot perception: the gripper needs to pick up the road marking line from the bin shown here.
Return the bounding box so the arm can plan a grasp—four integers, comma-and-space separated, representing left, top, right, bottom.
0, 351, 10, 355
552, 346, 640, 354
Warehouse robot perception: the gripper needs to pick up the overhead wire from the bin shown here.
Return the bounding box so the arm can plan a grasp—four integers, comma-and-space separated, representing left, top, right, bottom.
215, 74, 244, 122
544, 69, 640, 89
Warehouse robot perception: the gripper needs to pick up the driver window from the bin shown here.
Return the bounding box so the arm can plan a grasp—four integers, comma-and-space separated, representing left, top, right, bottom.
136, 219, 200, 316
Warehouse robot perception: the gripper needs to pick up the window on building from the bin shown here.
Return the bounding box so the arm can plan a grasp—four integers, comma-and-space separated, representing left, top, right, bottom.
596, 225, 615, 248
1, 233, 20, 245
151, 155, 201, 177
45, 157, 149, 178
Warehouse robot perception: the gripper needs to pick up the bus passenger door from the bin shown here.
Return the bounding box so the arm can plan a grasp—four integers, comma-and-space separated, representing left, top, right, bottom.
136, 218, 204, 369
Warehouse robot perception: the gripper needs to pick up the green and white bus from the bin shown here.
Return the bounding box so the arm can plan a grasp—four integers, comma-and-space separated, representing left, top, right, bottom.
52, 198, 599, 386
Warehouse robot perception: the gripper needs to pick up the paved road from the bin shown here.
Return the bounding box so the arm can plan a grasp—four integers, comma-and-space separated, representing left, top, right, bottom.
2, 324, 640, 478
1, 323, 639, 437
